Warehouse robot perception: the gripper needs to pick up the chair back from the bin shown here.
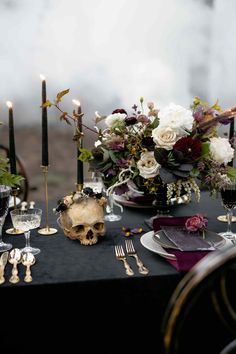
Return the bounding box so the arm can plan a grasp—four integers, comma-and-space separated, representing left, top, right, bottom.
162, 245, 236, 354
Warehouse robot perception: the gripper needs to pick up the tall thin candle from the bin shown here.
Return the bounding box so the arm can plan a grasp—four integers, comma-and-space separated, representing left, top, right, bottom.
40, 74, 49, 166
72, 99, 84, 186
6, 101, 17, 175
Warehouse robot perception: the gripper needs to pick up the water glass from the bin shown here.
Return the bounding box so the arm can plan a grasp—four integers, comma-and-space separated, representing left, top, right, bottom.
10, 208, 42, 255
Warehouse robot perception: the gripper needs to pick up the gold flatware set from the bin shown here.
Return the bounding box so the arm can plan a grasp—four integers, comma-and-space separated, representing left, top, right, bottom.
0, 249, 35, 284
115, 239, 149, 276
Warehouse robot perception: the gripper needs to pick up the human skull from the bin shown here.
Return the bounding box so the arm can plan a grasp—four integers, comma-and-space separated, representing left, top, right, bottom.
59, 196, 106, 245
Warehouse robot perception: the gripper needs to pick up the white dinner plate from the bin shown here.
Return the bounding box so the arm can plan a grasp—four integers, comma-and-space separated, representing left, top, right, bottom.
140, 231, 177, 260
153, 229, 226, 250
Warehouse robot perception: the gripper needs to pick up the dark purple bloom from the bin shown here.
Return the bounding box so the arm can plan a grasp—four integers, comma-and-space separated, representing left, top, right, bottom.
142, 136, 154, 149
112, 108, 127, 114
116, 158, 129, 167
114, 184, 129, 195
106, 169, 116, 177
125, 116, 137, 125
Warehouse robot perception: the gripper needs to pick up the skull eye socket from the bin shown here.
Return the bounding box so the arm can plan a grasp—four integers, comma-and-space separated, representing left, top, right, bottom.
74, 225, 85, 233
94, 222, 104, 231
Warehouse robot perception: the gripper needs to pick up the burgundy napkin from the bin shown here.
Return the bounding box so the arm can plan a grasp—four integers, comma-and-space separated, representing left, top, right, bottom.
153, 216, 211, 272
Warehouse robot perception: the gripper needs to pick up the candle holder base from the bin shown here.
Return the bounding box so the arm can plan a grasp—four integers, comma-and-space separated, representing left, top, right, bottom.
5, 227, 24, 235
38, 227, 58, 235
217, 215, 236, 222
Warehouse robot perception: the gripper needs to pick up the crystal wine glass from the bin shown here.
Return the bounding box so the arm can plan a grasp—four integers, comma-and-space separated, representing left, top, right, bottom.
10, 208, 42, 255
0, 185, 12, 252
104, 193, 122, 222
219, 180, 236, 239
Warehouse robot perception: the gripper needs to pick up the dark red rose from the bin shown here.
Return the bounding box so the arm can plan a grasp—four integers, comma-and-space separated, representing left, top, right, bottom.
112, 108, 127, 114
173, 137, 201, 161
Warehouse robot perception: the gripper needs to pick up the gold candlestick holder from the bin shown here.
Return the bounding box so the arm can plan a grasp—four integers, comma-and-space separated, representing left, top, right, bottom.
38, 166, 57, 235
76, 183, 83, 192
6, 188, 24, 235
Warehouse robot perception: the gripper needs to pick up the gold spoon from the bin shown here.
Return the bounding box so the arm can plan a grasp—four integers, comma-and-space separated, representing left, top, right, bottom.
22, 253, 35, 283
9, 248, 22, 284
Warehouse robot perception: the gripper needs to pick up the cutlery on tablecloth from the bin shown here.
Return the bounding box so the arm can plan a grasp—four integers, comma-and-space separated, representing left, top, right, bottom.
9, 248, 22, 284
115, 245, 134, 276
22, 252, 35, 283
0, 251, 9, 284
125, 239, 149, 275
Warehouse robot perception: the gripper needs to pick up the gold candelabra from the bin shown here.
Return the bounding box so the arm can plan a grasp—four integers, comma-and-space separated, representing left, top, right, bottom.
6, 188, 24, 235
38, 166, 57, 235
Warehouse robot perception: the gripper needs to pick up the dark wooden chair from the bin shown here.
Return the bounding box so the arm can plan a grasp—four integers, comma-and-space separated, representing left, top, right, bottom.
161, 245, 236, 354
0, 144, 29, 202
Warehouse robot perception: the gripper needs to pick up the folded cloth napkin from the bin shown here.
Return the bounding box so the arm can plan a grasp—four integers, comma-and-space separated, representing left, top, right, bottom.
153, 216, 211, 272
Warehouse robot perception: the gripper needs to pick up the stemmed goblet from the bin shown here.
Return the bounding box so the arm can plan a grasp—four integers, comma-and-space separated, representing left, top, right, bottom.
104, 193, 122, 222
219, 180, 236, 240
10, 208, 42, 255
0, 185, 12, 252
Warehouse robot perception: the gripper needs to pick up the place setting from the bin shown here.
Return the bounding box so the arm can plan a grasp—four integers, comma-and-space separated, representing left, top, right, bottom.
140, 213, 232, 272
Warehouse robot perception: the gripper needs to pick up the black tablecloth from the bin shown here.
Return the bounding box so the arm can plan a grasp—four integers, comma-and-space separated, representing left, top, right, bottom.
1, 192, 230, 352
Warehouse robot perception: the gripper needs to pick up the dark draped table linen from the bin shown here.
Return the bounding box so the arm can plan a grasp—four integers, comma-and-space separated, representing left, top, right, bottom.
0, 191, 230, 352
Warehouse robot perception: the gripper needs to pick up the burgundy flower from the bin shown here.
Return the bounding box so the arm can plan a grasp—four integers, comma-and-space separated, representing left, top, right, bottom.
125, 116, 137, 126
112, 108, 127, 114
174, 137, 201, 161
185, 214, 208, 232
142, 136, 155, 149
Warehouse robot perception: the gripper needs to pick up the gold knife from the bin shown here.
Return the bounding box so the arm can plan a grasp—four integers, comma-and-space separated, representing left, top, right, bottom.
0, 251, 9, 284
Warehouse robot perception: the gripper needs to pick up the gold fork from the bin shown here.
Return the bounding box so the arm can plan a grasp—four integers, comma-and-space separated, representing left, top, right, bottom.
125, 239, 149, 275
114, 245, 134, 276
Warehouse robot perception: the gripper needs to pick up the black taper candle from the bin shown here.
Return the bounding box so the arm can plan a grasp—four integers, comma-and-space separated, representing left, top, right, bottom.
77, 103, 84, 185
41, 76, 49, 166
7, 102, 17, 175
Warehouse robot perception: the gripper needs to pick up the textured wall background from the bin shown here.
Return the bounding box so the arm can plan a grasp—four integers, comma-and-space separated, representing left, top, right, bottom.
0, 0, 235, 201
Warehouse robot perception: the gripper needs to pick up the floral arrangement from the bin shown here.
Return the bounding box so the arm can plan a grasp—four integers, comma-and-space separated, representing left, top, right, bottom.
82, 97, 236, 204
43, 90, 236, 205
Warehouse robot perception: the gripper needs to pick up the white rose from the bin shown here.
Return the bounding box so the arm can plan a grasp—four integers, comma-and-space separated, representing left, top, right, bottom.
210, 137, 234, 164
158, 103, 194, 135
137, 151, 160, 179
152, 126, 179, 150
105, 113, 127, 127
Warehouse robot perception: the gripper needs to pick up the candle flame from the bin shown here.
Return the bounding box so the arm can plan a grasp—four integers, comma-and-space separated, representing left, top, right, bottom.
72, 99, 81, 107
6, 101, 12, 108
40, 74, 46, 81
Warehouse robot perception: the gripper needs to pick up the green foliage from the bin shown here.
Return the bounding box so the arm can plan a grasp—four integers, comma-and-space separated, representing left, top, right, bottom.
0, 155, 24, 187
78, 148, 93, 162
